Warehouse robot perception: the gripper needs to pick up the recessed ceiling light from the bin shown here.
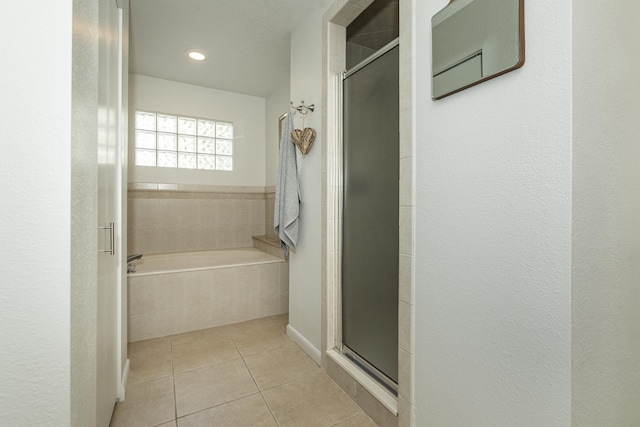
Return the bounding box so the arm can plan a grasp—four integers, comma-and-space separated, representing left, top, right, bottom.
186, 49, 206, 61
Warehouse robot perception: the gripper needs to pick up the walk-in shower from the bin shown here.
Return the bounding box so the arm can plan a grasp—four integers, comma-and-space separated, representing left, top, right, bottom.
342, 40, 400, 391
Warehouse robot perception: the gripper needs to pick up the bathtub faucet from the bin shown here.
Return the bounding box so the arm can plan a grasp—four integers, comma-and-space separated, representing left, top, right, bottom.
127, 253, 143, 273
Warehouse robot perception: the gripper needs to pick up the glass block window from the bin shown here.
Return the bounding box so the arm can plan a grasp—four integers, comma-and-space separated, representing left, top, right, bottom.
134, 111, 234, 171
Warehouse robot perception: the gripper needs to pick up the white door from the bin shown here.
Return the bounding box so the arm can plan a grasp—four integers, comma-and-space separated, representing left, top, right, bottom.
97, 0, 121, 425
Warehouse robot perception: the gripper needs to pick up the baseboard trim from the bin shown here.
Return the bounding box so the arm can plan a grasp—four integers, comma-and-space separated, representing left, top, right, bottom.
118, 358, 130, 401
287, 324, 322, 365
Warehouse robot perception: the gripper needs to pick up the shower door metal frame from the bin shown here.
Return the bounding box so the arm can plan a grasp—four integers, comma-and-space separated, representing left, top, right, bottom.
344, 38, 400, 79
338, 37, 400, 394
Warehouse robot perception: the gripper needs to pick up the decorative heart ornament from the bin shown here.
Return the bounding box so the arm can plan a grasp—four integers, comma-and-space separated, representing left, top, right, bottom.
291, 127, 316, 155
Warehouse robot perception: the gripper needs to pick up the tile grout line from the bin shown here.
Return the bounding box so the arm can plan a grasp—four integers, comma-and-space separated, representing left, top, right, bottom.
258, 369, 323, 393
173, 324, 281, 425
260, 391, 282, 427
171, 355, 245, 376
248, 342, 326, 426
172, 327, 238, 422
233, 332, 273, 421
173, 391, 264, 423
127, 316, 290, 425
233, 324, 283, 427
170, 336, 178, 424
224, 325, 278, 423
242, 354, 282, 427
329, 412, 377, 427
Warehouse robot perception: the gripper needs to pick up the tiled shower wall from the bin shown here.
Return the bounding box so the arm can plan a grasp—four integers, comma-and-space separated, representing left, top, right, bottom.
128, 184, 267, 255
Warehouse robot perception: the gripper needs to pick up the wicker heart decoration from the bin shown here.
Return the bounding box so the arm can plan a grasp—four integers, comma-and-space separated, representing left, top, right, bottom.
291, 127, 316, 155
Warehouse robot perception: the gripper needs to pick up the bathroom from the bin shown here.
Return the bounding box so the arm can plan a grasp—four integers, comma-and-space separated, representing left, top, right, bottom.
122, 0, 405, 425
120, 0, 640, 421
4, 0, 640, 426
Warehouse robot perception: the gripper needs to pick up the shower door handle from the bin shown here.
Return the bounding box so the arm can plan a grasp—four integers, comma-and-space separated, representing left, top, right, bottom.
99, 222, 115, 255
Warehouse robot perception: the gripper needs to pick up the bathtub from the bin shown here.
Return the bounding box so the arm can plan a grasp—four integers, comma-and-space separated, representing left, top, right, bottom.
127, 248, 288, 342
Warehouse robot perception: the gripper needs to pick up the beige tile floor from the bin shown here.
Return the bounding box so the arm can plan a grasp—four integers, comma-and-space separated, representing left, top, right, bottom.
111, 314, 379, 427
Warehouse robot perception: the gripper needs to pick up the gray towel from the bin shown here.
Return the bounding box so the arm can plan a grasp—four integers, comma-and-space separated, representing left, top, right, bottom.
274, 112, 299, 254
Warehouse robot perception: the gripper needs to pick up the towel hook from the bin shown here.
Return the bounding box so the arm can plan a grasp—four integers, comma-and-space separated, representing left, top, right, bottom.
290, 100, 315, 116
290, 100, 314, 128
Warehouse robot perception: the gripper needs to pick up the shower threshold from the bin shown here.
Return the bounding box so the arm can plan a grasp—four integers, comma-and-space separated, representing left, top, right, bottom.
342, 345, 398, 396
326, 349, 398, 415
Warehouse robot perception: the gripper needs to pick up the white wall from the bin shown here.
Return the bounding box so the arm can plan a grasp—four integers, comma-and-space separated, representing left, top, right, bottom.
414, 1, 572, 425
265, 80, 291, 187
572, 2, 640, 425
0, 2, 73, 425
129, 74, 266, 187
287, 0, 328, 361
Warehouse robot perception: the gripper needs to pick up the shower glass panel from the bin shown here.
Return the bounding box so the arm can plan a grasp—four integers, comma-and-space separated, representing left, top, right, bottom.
342, 44, 399, 385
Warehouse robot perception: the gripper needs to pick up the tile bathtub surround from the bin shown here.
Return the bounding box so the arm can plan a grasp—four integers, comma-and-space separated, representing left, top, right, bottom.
112, 315, 379, 426
128, 185, 267, 255
128, 261, 289, 342
264, 189, 277, 240
252, 234, 285, 260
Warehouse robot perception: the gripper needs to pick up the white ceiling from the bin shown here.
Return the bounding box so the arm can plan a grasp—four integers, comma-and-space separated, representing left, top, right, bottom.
129, 0, 320, 98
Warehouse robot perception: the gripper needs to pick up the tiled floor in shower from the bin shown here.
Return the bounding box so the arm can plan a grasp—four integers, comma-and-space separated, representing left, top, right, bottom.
110, 314, 379, 426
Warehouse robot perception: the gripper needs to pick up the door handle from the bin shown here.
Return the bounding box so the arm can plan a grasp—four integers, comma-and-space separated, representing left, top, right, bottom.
99, 222, 115, 255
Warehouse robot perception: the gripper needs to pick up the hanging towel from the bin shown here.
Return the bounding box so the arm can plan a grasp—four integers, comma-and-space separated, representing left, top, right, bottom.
274, 111, 300, 255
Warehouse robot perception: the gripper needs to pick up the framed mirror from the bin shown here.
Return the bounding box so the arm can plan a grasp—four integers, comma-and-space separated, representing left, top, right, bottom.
432, 0, 525, 99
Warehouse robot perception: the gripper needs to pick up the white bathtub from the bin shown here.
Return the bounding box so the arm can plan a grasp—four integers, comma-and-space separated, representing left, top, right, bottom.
127, 247, 288, 342
129, 247, 283, 276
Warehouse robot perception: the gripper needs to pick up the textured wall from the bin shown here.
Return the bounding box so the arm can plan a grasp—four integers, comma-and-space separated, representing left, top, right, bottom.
287, 0, 327, 358
71, 0, 100, 424
0, 1, 73, 425
572, 2, 640, 425
414, 1, 572, 425
128, 187, 266, 254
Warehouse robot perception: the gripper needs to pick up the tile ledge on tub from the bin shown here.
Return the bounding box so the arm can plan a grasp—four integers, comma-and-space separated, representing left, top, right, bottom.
127, 182, 267, 194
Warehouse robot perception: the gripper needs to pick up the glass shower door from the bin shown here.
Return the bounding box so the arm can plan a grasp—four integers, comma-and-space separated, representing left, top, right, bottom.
342, 44, 399, 385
